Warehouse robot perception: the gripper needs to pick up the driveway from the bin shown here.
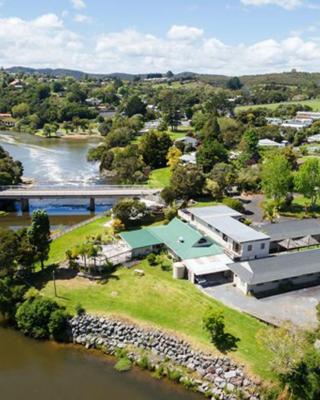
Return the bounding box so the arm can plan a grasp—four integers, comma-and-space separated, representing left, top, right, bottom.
201, 283, 320, 328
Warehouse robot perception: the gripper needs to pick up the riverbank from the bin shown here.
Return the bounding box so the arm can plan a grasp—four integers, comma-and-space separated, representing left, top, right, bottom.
69, 314, 260, 399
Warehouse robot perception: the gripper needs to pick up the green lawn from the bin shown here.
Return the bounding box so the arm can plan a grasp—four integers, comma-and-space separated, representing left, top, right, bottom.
41, 259, 273, 380
42, 211, 274, 380
47, 216, 110, 265
148, 167, 171, 188
280, 195, 320, 218
236, 99, 320, 113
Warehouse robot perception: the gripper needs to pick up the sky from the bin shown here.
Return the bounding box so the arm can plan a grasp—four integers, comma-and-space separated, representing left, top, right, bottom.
1, 0, 320, 75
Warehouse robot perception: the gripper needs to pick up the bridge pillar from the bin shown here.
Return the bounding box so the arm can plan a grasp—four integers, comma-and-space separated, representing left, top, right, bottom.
21, 198, 30, 213
88, 197, 95, 212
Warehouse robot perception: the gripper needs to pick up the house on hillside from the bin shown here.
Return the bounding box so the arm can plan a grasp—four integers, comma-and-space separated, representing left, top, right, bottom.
0, 113, 15, 127
175, 136, 198, 149
179, 152, 197, 165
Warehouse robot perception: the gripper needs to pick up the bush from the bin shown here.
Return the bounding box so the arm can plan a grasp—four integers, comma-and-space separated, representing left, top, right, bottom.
203, 309, 225, 344
114, 357, 132, 372
48, 309, 70, 342
222, 197, 245, 213
137, 354, 151, 370
15, 297, 69, 340
167, 368, 183, 383
147, 253, 157, 266
75, 303, 86, 316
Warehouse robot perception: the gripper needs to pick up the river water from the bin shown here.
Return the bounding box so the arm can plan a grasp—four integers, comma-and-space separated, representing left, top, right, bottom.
0, 326, 201, 400
0, 131, 113, 230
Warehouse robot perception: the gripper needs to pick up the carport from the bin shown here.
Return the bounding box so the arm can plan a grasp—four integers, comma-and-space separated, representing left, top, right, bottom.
183, 254, 233, 286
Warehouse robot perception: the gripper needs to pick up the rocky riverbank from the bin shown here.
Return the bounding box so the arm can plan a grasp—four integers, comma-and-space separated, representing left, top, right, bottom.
70, 314, 261, 400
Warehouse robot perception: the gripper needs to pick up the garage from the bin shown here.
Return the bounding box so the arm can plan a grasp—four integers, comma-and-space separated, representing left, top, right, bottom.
183, 254, 233, 287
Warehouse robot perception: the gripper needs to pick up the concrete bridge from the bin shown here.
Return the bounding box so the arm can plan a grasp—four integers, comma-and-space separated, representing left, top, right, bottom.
0, 185, 161, 212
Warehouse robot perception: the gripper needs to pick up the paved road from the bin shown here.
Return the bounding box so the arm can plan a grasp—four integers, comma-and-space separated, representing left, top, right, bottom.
201, 283, 320, 328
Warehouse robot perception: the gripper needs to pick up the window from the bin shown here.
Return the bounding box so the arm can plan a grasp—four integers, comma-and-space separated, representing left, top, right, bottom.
247, 244, 253, 252
233, 242, 240, 253
261, 243, 265, 250
222, 233, 228, 242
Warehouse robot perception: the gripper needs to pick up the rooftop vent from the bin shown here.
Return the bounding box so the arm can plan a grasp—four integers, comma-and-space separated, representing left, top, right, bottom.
178, 236, 184, 243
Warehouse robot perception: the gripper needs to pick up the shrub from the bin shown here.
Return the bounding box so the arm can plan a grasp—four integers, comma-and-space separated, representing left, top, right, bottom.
222, 197, 245, 213
137, 354, 151, 370
203, 309, 225, 343
114, 357, 132, 372
75, 303, 86, 316
160, 259, 172, 272
15, 297, 69, 340
112, 218, 125, 233
167, 368, 183, 383
48, 309, 70, 342
147, 253, 157, 266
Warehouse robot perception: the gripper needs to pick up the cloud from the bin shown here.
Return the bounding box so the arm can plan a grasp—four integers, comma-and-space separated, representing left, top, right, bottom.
70, 0, 86, 10
167, 25, 204, 41
2, 17, 320, 75
0, 14, 84, 69
74, 14, 91, 23
241, 0, 303, 9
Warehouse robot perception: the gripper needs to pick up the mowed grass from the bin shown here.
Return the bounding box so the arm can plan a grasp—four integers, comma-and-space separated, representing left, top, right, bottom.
47, 216, 110, 265
148, 167, 171, 188
236, 98, 320, 113
41, 259, 273, 380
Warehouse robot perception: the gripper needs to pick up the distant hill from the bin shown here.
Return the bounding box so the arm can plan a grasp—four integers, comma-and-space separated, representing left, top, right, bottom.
4, 67, 320, 87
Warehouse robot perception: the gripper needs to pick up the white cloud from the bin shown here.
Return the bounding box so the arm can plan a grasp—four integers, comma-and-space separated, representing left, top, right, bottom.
74, 14, 91, 23
167, 25, 204, 41
0, 14, 84, 69
70, 0, 86, 10
241, 0, 303, 9
2, 18, 320, 76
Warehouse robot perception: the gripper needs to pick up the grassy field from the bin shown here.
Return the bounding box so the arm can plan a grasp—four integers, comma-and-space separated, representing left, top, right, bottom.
148, 167, 171, 188
47, 216, 110, 266
236, 99, 320, 113
41, 259, 273, 380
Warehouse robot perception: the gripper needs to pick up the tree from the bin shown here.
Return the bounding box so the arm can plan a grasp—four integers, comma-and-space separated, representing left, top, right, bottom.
294, 158, 320, 210
201, 115, 222, 142
208, 162, 236, 197
196, 140, 228, 173
257, 323, 307, 376
140, 131, 172, 169
0, 278, 26, 320
0, 145, 23, 185
166, 146, 182, 171
12, 102, 29, 118
125, 95, 146, 117
226, 77, 243, 90
15, 229, 36, 273
261, 154, 292, 206
262, 199, 279, 223
203, 309, 225, 344
169, 164, 205, 200
238, 130, 260, 166
112, 198, 148, 227
16, 296, 69, 340
0, 229, 19, 276
28, 210, 51, 270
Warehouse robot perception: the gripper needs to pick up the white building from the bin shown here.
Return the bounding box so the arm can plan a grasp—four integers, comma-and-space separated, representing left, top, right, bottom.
179, 152, 197, 165
179, 206, 270, 262
258, 139, 285, 148
281, 119, 313, 130
296, 111, 320, 121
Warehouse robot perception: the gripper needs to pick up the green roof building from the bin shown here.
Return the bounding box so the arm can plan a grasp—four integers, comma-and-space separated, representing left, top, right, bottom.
120, 218, 223, 260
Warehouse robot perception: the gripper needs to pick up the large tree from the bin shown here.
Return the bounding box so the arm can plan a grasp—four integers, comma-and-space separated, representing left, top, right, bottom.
140, 130, 172, 169
196, 140, 228, 173
169, 164, 205, 200
124, 95, 146, 117
261, 153, 292, 205
238, 129, 260, 166
28, 210, 51, 270
112, 198, 148, 227
295, 158, 320, 209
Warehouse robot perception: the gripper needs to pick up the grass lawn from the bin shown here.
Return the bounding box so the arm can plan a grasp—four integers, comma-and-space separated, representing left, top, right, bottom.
47, 216, 110, 266
41, 259, 273, 380
280, 195, 320, 218
148, 167, 171, 188
192, 198, 219, 208
235, 98, 320, 113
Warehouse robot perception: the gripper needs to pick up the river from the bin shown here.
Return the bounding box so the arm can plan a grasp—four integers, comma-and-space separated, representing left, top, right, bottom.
0, 326, 201, 400
0, 131, 113, 230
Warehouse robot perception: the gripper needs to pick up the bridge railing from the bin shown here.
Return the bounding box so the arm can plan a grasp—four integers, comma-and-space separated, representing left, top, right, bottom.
0, 184, 155, 192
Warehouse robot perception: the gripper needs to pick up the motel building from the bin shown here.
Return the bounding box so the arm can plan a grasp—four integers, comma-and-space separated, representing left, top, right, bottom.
119, 205, 320, 297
